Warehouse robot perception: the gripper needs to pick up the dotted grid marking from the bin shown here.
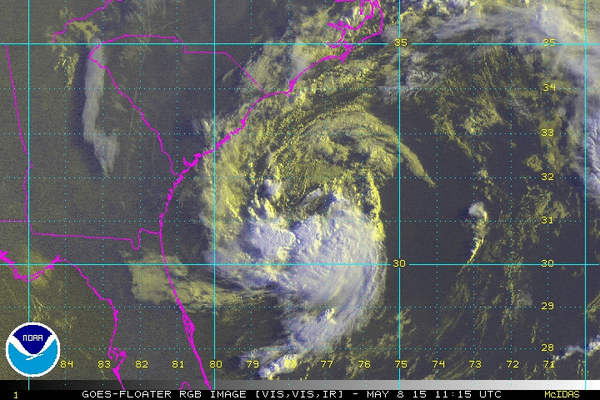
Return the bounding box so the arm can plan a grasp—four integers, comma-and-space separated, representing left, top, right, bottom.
173, 0, 182, 382
17, 3, 390, 386
1, 0, 597, 386
2, 0, 379, 386
3, 303, 596, 309
12, 2, 394, 385
395, 0, 598, 384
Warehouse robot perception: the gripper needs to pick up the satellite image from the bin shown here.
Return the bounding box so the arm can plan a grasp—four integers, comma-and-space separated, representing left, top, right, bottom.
1, 0, 599, 391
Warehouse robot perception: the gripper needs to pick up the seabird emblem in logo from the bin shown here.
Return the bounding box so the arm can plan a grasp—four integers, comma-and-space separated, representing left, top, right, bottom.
6, 322, 60, 377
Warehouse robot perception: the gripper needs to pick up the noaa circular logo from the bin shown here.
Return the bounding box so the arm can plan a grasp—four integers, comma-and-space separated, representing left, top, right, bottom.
5, 322, 60, 377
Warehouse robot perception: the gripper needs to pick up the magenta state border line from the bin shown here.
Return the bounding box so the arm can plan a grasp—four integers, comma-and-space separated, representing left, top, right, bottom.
2, 0, 385, 390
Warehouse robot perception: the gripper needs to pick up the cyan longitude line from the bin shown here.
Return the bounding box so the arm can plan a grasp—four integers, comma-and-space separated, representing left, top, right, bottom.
397, 1, 402, 390
27, 0, 31, 323
212, 0, 217, 389
27, 0, 31, 390
584, 0, 589, 389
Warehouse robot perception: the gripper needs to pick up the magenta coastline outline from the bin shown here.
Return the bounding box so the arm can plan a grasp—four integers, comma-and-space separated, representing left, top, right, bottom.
2, 0, 384, 390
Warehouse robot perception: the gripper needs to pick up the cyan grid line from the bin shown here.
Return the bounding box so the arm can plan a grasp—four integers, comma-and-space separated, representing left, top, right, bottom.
2, 42, 600, 47
393, 0, 595, 386
0, 42, 392, 46
26, 0, 31, 390
542, 19, 552, 382
4, 304, 595, 310
6, 262, 390, 266
4, 262, 597, 266
412, 42, 600, 46
584, 0, 590, 387
2, 0, 598, 387
212, 0, 217, 387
